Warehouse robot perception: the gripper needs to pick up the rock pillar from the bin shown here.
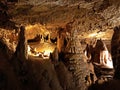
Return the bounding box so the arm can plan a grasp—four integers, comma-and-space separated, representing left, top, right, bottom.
62, 29, 90, 89
111, 25, 120, 79
14, 26, 28, 61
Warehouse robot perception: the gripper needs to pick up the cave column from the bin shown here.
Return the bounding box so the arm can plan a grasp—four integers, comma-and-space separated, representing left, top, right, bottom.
58, 29, 90, 89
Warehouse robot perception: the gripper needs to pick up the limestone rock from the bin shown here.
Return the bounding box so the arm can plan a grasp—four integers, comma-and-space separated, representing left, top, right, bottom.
10, 26, 28, 78
61, 29, 91, 90
50, 47, 59, 65
0, 37, 14, 60
55, 61, 74, 90
111, 25, 120, 79
14, 26, 28, 61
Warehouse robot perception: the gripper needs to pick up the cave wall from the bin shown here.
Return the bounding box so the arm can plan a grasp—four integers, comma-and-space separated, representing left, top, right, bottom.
111, 25, 120, 79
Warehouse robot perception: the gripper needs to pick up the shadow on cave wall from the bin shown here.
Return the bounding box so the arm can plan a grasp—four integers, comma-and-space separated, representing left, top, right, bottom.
0, 21, 18, 30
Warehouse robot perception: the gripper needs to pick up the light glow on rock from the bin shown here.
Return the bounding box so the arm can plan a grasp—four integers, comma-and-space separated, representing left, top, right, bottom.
27, 45, 53, 59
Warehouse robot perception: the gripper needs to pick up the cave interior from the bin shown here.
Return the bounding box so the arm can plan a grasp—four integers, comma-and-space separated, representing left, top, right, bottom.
0, 0, 120, 90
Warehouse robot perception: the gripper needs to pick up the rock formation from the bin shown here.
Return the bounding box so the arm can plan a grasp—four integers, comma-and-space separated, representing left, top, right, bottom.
57, 29, 92, 89
10, 26, 28, 80
14, 26, 28, 61
50, 47, 59, 65
0, 37, 14, 60
111, 25, 120, 79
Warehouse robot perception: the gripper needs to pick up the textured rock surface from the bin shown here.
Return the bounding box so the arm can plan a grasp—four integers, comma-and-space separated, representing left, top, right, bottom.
9, 0, 120, 27
0, 1, 17, 29
60, 29, 91, 90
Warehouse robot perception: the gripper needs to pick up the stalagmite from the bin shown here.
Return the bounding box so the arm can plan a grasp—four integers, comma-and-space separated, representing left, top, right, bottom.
50, 47, 59, 65
7, 26, 30, 89
14, 26, 28, 61
58, 29, 91, 89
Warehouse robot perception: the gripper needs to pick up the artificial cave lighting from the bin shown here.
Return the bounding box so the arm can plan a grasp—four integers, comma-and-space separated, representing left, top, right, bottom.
43, 50, 52, 57
25, 24, 49, 40
100, 50, 113, 69
27, 45, 53, 59
88, 32, 105, 38
88, 33, 97, 37
87, 29, 113, 40
26, 23, 55, 59
95, 50, 113, 69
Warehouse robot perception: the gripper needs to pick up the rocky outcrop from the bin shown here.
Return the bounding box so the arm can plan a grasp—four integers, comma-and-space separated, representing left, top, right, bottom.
0, 37, 14, 60
111, 25, 120, 79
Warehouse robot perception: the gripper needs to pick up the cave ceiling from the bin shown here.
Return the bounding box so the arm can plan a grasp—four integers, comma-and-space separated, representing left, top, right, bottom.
2, 0, 120, 40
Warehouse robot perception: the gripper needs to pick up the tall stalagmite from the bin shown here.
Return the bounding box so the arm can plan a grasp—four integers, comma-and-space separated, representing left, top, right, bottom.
11, 26, 28, 75
15, 26, 28, 61
60, 29, 90, 90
